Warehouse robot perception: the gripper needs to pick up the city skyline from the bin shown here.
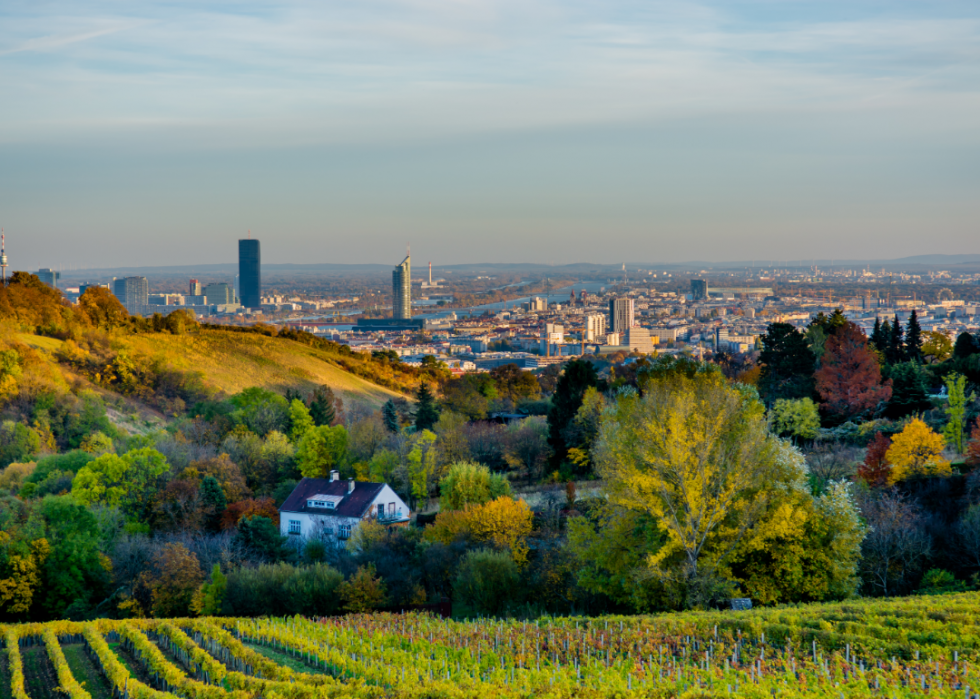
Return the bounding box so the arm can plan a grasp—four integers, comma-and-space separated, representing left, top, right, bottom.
2, 0, 978, 268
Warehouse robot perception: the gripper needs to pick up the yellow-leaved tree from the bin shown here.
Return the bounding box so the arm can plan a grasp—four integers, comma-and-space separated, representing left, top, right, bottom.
594, 365, 804, 606
425, 496, 533, 564
0, 535, 50, 615
886, 418, 951, 483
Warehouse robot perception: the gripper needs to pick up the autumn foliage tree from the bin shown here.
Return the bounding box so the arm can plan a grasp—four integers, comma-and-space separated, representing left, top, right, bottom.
886, 418, 951, 483
425, 495, 534, 564
146, 542, 204, 618
815, 322, 892, 421
857, 432, 892, 487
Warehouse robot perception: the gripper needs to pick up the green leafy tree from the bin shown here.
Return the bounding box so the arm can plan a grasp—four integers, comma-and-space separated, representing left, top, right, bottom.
414, 381, 440, 431
0, 421, 41, 469
953, 332, 979, 359
288, 399, 315, 442
547, 359, 599, 468
192, 564, 227, 616
439, 461, 511, 511
72, 447, 170, 522
234, 515, 292, 561
296, 425, 348, 478
905, 310, 923, 363
943, 373, 972, 454
338, 564, 387, 612
39, 495, 108, 619
770, 398, 820, 442
454, 549, 520, 615
382, 400, 400, 434
757, 323, 816, 406
406, 430, 439, 507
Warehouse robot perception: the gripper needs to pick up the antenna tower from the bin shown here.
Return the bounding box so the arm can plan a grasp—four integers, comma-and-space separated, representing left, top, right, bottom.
0, 230, 7, 285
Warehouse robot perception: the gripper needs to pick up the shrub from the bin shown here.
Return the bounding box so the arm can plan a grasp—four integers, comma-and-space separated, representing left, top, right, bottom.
455, 549, 520, 616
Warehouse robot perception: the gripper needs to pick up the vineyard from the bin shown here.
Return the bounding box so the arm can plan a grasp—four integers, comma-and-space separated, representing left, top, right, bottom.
4, 593, 980, 698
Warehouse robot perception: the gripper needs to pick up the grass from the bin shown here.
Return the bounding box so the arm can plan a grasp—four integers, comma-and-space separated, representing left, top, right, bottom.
243, 642, 328, 675
0, 652, 11, 699
62, 644, 113, 699
20, 646, 57, 699
107, 643, 148, 683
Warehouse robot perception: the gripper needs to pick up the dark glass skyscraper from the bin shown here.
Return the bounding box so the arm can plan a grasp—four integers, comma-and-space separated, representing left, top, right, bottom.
238, 239, 261, 309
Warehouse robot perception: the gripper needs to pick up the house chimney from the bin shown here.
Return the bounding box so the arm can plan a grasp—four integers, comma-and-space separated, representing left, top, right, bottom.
330, 470, 339, 482
348, 478, 355, 494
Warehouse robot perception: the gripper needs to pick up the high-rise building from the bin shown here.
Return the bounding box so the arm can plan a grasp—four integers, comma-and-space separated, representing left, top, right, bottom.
37, 268, 60, 288
189, 279, 202, 296
392, 254, 411, 320
584, 314, 606, 342
239, 238, 261, 309
112, 276, 149, 311
691, 279, 708, 301
609, 297, 634, 334
203, 283, 234, 305
625, 327, 656, 354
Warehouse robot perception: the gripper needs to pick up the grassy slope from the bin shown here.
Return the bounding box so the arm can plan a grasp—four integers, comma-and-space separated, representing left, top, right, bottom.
119, 330, 405, 409
17, 328, 405, 413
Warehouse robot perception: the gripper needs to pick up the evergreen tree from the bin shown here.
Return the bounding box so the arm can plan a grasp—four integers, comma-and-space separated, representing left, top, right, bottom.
884, 362, 931, 419
953, 331, 979, 359
414, 381, 440, 432
382, 399, 400, 434
757, 323, 816, 406
905, 310, 923, 363
887, 313, 905, 364
869, 317, 884, 353
548, 359, 599, 469
200, 476, 227, 532
309, 386, 337, 426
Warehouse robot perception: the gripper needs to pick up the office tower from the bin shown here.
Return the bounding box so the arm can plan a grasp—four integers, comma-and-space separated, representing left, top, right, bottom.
625, 327, 656, 354
112, 276, 149, 311
203, 282, 234, 305
189, 279, 202, 296
609, 297, 635, 334
392, 254, 411, 320
37, 268, 61, 288
584, 314, 606, 342
239, 238, 261, 309
0, 232, 8, 285
691, 279, 708, 301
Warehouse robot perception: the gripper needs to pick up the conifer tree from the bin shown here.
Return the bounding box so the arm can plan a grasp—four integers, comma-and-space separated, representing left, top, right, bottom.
905, 310, 923, 363
382, 399, 400, 434
309, 386, 337, 426
200, 476, 227, 532
869, 316, 884, 352
887, 313, 905, 364
414, 381, 440, 432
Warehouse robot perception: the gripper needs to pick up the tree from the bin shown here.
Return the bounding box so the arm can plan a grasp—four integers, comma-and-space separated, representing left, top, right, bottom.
562, 387, 605, 476
405, 430, 439, 507
503, 417, 551, 481
382, 400, 400, 434
770, 398, 820, 442
200, 476, 227, 532
858, 490, 931, 596
905, 310, 923, 363
147, 543, 204, 618
188, 454, 251, 502
856, 432, 892, 487
966, 419, 980, 468
547, 359, 598, 468
72, 447, 170, 522
869, 317, 885, 354
943, 372, 971, 454
425, 496, 534, 564
77, 286, 129, 330
338, 564, 387, 612
815, 322, 892, 421
309, 386, 339, 427
0, 421, 41, 469
413, 381, 440, 432
953, 332, 979, 359
288, 399, 315, 442
296, 425, 348, 478
886, 418, 950, 483
594, 370, 803, 606
923, 331, 954, 362
433, 411, 470, 465
454, 549, 520, 615
439, 462, 511, 511
884, 362, 932, 419
757, 323, 816, 405
0, 350, 22, 404
886, 313, 905, 364
191, 564, 227, 616
0, 535, 49, 616
234, 515, 291, 561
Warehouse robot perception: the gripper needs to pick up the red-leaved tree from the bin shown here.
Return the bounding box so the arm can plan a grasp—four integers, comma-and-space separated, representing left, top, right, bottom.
857, 432, 892, 487
816, 321, 892, 420
966, 418, 980, 468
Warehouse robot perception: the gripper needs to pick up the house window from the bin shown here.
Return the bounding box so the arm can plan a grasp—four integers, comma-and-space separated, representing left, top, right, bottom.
288, 520, 302, 535
377, 504, 384, 519
338, 524, 352, 539
388, 503, 395, 516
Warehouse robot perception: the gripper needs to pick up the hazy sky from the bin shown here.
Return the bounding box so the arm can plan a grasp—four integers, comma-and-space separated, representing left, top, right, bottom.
2, 0, 979, 269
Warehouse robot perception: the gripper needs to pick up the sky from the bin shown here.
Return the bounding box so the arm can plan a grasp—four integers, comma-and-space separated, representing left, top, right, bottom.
1, 0, 979, 269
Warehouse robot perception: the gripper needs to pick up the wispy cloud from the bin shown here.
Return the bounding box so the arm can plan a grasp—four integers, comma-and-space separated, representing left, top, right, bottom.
0, 23, 143, 56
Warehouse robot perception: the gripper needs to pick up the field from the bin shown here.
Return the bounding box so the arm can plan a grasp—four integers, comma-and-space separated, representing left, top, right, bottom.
4, 594, 980, 698
16, 328, 406, 413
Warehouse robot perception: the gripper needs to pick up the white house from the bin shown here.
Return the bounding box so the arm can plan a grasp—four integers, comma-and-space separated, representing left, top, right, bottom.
278, 471, 411, 545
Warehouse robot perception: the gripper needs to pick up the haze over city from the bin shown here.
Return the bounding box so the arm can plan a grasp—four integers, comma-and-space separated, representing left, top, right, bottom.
2, 0, 979, 269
